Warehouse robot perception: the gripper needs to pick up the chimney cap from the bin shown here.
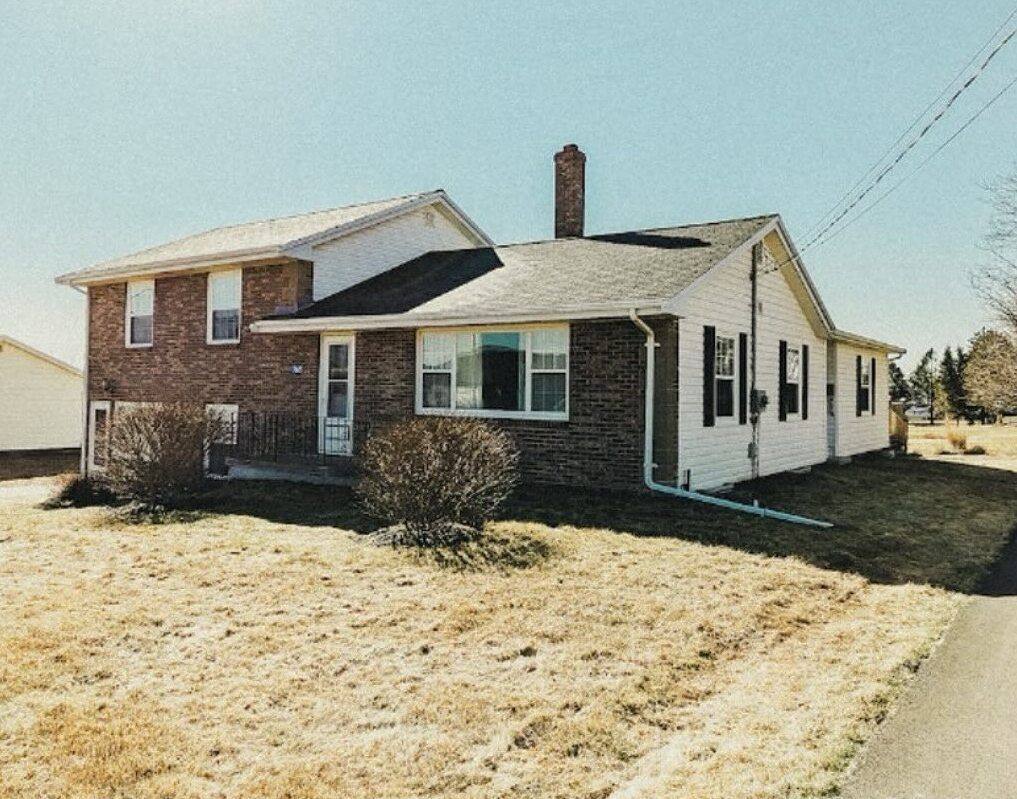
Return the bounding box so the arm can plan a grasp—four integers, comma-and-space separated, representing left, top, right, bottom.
555, 143, 585, 159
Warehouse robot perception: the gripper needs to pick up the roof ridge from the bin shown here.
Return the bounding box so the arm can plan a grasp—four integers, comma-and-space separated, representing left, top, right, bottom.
167, 189, 439, 241
491, 213, 779, 250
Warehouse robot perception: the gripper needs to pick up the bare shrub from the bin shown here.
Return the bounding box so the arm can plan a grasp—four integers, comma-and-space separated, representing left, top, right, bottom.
945, 424, 967, 453
356, 417, 518, 543
105, 403, 226, 508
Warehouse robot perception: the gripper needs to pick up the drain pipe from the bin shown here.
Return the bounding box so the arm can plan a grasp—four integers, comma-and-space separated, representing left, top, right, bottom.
628, 309, 832, 528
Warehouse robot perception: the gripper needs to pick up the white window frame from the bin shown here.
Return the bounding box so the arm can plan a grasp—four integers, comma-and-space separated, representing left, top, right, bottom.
415, 324, 569, 421
785, 346, 801, 416
859, 357, 872, 412
714, 334, 736, 420
206, 269, 242, 345
125, 279, 155, 348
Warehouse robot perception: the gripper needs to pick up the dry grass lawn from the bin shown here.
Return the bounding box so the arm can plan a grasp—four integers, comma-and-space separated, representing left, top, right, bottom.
2, 456, 1016, 798
909, 420, 1017, 460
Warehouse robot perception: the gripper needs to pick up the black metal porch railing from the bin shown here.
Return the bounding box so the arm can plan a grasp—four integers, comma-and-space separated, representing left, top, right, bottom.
216, 412, 352, 468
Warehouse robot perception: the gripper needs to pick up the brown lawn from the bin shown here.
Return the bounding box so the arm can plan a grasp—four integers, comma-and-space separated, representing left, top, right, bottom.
2, 455, 1016, 799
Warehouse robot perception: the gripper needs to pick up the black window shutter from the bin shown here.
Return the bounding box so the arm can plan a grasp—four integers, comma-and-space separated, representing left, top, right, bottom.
738, 333, 748, 425
703, 326, 716, 428
856, 355, 863, 417
778, 340, 788, 421
871, 357, 877, 416
802, 344, 810, 420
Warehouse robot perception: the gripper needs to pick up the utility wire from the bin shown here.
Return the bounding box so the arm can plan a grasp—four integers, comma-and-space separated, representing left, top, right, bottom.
802, 5, 1017, 241
810, 71, 1017, 249
800, 24, 1017, 251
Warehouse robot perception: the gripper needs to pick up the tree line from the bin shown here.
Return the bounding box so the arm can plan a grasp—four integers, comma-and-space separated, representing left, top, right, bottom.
898, 164, 1017, 424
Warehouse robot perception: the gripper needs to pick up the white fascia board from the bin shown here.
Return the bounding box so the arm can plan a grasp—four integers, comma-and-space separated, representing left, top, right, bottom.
55, 247, 286, 287
770, 216, 835, 332
280, 190, 492, 256
830, 329, 906, 354
249, 302, 667, 334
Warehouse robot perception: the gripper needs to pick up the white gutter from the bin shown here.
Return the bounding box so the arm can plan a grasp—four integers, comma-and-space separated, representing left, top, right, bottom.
251, 302, 665, 334
628, 309, 832, 528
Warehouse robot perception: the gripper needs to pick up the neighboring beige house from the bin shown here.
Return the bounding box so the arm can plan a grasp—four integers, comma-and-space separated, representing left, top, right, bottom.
0, 336, 82, 452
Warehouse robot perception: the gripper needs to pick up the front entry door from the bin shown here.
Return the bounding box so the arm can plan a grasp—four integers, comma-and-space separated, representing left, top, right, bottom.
318, 335, 354, 455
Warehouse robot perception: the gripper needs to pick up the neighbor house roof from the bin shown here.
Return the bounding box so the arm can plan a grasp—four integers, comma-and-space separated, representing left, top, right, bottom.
253, 214, 779, 331
0, 336, 82, 376
55, 190, 492, 286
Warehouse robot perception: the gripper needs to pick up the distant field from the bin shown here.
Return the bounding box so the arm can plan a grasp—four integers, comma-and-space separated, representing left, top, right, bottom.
909, 421, 1017, 460
3, 456, 1017, 798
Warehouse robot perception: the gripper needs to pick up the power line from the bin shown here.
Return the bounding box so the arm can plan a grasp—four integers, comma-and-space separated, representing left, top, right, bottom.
802, 4, 1017, 242
811, 72, 1017, 249
801, 24, 1017, 251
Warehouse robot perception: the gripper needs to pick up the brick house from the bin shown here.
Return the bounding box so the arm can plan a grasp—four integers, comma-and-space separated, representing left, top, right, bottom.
58, 146, 902, 496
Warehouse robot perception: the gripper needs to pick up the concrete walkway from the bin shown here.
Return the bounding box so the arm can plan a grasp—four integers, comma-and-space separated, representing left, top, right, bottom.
841, 534, 1017, 799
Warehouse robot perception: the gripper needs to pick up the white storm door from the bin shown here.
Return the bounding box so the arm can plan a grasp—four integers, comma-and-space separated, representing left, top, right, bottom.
318, 335, 354, 455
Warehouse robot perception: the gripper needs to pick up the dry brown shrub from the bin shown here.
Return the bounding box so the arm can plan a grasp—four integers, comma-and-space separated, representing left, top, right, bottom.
105, 402, 226, 508
945, 422, 968, 452
356, 417, 518, 541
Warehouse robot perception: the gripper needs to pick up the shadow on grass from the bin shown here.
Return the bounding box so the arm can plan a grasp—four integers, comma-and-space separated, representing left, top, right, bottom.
502, 454, 1017, 596
391, 531, 556, 573
84, 455, 1017, 594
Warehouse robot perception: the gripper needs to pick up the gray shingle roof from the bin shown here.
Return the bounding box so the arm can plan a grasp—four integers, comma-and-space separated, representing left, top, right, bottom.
57, 191, 442, 284
285, 215, 776, 320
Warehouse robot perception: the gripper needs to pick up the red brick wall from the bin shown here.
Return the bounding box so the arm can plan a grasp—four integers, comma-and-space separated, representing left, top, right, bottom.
354, 318, 663, 489
87, 262, 318, 412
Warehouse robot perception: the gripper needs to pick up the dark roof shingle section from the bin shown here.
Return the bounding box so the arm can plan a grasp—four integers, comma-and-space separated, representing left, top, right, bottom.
289, 215, 775, 320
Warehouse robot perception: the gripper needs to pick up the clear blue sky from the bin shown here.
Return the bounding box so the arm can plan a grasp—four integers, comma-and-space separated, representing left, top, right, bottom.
2, 0, 1015, 370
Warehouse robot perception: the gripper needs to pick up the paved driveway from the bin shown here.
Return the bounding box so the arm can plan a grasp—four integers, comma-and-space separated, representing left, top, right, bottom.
841, 534, 1017, 799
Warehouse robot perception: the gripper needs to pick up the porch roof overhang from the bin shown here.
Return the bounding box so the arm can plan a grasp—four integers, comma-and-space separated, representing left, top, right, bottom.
248, 301, 670, 333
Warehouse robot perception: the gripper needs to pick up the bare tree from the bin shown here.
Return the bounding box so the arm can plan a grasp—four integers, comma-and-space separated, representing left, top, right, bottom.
963, 329, 1017, 420
972, 166, 1017, 334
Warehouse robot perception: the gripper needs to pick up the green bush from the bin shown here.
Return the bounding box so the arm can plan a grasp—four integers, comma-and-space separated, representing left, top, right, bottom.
356, 417, 518, 543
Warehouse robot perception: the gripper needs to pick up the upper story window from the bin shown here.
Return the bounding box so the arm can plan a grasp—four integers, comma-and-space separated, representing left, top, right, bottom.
715, 335, 735, 417
418, 326, 569, 420
784, 347, 801, 415
125, 279, 154, 347
207, 269, 242, 344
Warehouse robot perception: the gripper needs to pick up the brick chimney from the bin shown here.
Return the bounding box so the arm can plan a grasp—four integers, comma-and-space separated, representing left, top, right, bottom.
554, 143, 586, 238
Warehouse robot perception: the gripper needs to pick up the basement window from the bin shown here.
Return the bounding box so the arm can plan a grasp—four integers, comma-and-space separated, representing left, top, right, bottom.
715, 335, 735, 417
125, 279, 154, 347
418, 326, 569, 420
207, 269, 242, 344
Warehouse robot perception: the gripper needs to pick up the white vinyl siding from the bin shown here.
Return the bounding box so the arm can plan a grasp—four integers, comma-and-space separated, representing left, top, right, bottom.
830, 343, 889, 457
207, 269, 242, 344
0, 343, 81, 450
678, 242, 827, 491
125, 279, 154, 347
311, 205, 479, 300
417, 325, 569, 421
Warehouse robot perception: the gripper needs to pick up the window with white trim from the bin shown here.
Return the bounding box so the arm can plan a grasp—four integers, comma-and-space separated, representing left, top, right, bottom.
859, 359, 871, 412
785, 347, 801, 415
418, 326, 569, 419
126, 280, 154, 347
207, 270, 242, 344
715, 335, 735, 417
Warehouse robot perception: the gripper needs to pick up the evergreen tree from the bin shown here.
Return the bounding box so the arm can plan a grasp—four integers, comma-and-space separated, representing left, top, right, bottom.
888, 360, 911, 402
939, 347, 967, 420
909, 348, 938, 423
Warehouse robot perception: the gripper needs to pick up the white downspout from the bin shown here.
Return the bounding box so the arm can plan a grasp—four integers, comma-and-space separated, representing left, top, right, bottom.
628, 309, 832, 528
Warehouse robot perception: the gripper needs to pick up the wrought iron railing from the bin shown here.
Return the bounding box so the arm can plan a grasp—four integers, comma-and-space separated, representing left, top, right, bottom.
220, 412, 352, 465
